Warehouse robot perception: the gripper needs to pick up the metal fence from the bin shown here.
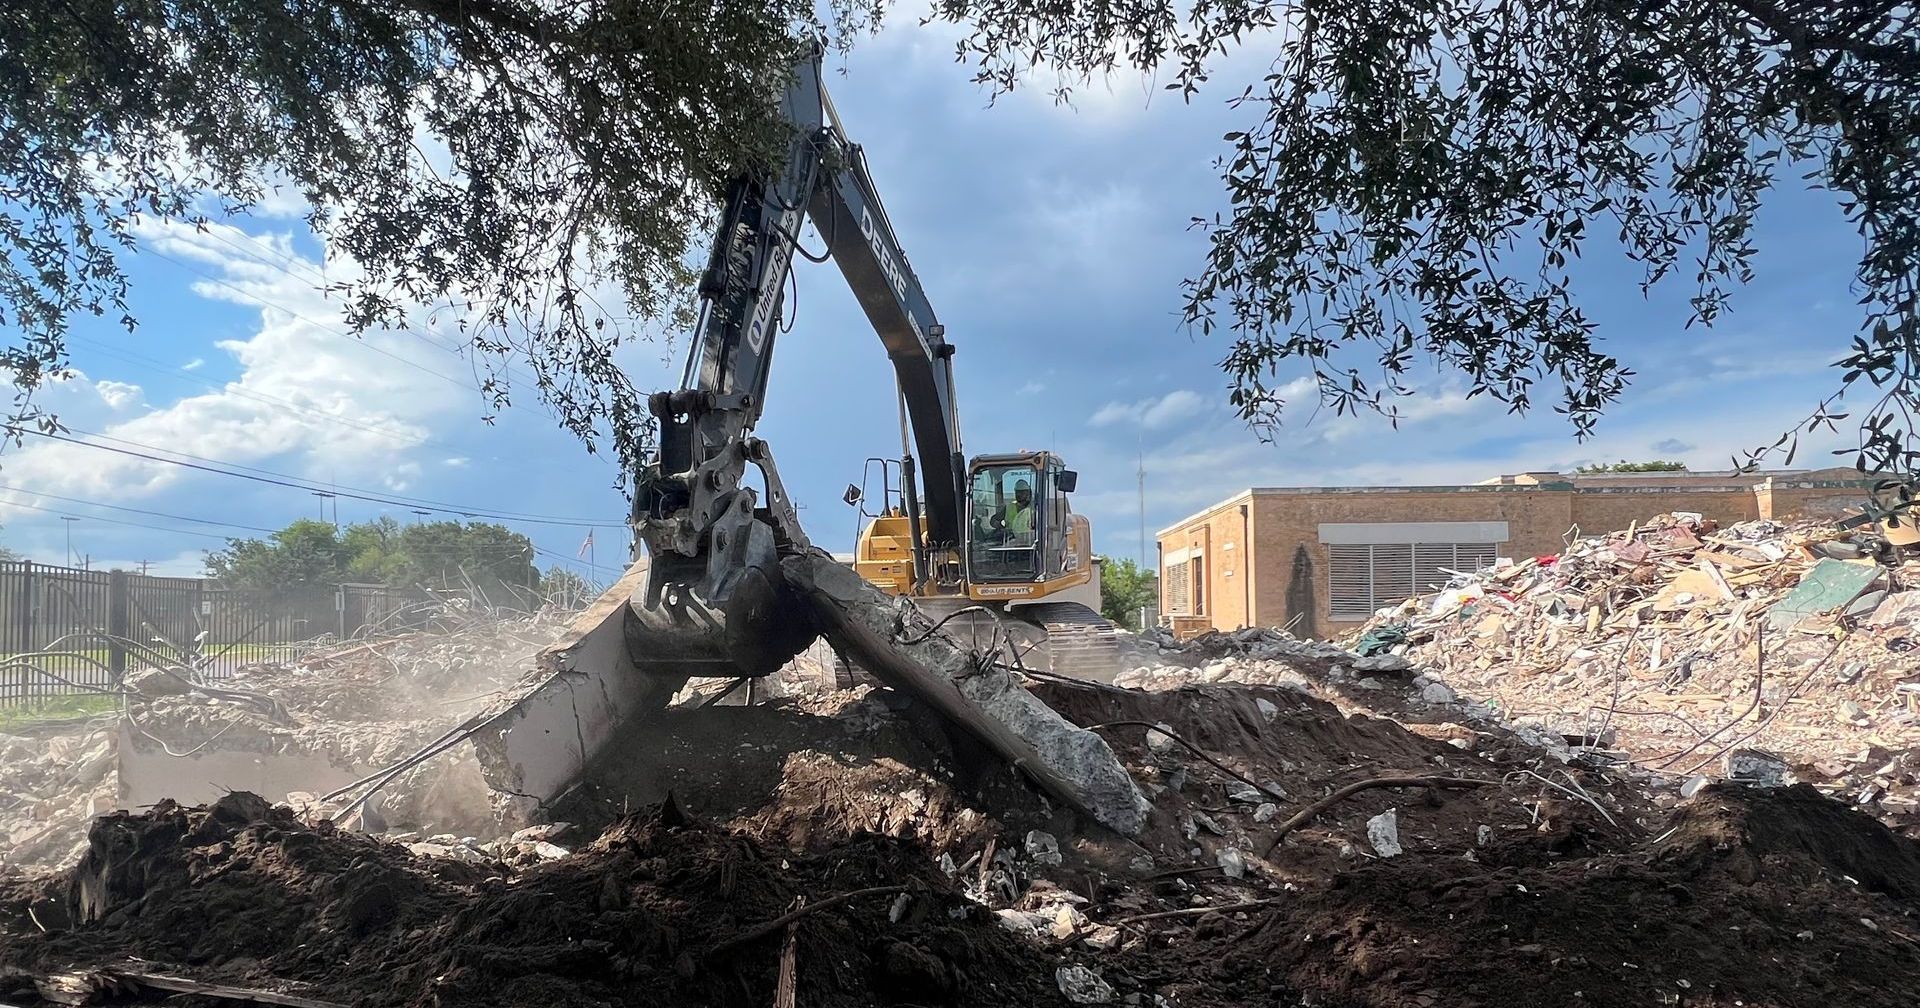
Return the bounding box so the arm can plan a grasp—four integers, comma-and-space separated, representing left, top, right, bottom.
0, 562, 438, 708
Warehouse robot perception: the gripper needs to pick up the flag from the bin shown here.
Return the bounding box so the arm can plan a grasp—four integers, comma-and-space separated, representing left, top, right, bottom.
577, 529, 594, 559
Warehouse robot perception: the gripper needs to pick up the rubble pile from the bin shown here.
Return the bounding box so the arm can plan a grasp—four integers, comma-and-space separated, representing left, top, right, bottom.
7, 629, 1920, 1006
0, 605, 590, 872
1352, 512, 1920, 828
0, 722, 117, 868
8, 574, 1920, 1005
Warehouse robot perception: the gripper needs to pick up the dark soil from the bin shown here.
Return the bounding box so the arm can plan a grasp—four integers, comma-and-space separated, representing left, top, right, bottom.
0, 792, 1065, 1008
7, 681, 1920, 1008
1139, 784, 1920, 1008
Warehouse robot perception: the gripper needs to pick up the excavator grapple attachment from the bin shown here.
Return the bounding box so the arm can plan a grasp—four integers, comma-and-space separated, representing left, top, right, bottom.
472, 550, 1148, 836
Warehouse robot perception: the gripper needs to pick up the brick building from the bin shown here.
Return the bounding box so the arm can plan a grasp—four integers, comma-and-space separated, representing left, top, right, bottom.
1156, 468, 1875, 638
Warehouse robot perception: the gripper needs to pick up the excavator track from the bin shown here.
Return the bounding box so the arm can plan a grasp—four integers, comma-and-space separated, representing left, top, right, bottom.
889, 598, 1127, 684
1011, 601, 1128, 684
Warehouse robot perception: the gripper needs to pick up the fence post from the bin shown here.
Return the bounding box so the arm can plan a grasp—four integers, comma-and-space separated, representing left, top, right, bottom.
108, 569, 130, 680
15, 562, 33, 652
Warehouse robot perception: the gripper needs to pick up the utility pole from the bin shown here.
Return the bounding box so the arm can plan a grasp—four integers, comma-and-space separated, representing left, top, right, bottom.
137, 559, 151, 576
60, 516, 78, 567
1136, 444, 1147, 567
313, 491, 337, 529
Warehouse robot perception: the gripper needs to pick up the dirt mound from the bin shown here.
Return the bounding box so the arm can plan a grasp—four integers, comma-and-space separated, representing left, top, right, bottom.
0, 792, 1066, 1008
1655, 782, 1920, 900
1141, 783, 1920, 1008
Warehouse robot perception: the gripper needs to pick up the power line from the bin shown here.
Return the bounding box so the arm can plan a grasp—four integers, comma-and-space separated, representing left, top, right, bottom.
0, 483, 280, 534
0, 494, 243, 542
59, 425, 619, 525
10, 427, 621, 528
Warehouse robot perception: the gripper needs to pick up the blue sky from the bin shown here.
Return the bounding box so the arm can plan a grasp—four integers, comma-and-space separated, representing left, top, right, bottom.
0, 18, 1867, 579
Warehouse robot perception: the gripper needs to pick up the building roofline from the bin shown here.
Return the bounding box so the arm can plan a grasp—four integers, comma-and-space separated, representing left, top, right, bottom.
1155, 489, 1254, 539
1155, 477, 1879, 541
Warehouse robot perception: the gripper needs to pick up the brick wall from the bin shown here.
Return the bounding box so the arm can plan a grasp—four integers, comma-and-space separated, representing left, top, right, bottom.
1159, 477, 1878, 638
1160, 496, 1254, 632
1568, 488, 1759, 536
1762, 481, 1872, 520
1242, 487, 1575, 636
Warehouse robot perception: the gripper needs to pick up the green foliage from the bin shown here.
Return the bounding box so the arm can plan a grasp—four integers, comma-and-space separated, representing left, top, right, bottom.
1, 0, 875, 467
539, 567, 600, 608
204, 519, 344, 591
206, 518, 536, 595
1574, 460, 1690, 473
1099, 557, 1158, 630
925, 0, 1920, 473
11, 1, 1920, 476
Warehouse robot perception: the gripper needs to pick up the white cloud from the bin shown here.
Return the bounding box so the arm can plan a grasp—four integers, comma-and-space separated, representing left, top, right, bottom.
1089, 389, 1206, 429
0, 218, 467, 510
1017, 381, 1046, 395
94, 379, 143, 409
182, 357, 205, 371
384, 461, 422, 492
442, 456, 471, 467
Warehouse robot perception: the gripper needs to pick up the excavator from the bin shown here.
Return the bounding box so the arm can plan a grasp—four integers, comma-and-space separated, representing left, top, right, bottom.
468, 41, 1146, 835
619, 39, 1121, 686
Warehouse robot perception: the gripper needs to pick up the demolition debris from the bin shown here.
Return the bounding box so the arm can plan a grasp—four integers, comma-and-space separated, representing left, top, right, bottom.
6, 514, 1920, 1006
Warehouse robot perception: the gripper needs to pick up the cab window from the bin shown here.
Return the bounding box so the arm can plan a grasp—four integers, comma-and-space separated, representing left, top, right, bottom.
967, 463, 1039, 581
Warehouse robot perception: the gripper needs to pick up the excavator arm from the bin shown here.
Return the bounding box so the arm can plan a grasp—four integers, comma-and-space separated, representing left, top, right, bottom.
630, 41, 965, 678
471, 42, 1150, 837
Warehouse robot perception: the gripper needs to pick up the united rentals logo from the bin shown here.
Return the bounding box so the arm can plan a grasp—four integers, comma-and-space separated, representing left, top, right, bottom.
746, 199, 804, 356
975, 585, 1032, 597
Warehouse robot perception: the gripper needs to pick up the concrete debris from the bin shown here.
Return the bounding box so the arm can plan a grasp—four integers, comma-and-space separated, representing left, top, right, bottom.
1253, 803, 1280, 823
1025, 829, 1063, 867
1680, 776, 1712, 800
1226, 781, 1265, 804
995, 909, 1048, 937
1366, 809, 1403, 858
1056, 965, 1117, 1004
1351, 512, 1920, 823
1082, 925, 1123, 951
1051, 904, 1086, 938
1145, 722, 1181, 757
1352, 654, 1413, 675
1723, 749, 1788, 786
1216, 846, 1247, 879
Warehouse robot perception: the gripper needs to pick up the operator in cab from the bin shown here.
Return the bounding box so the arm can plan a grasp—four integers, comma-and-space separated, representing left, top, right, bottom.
1004, 479, 1035, 539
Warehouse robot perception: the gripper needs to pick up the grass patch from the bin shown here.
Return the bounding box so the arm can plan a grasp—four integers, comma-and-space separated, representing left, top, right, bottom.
0, 693, 120, 730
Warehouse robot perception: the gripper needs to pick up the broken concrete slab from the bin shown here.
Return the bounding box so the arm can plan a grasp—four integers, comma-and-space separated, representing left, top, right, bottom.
782, 552, 1150, 835
468, 558, 688, 825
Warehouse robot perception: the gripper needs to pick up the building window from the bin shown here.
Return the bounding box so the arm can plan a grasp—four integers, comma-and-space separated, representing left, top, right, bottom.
1327, 542, 1497, 620
1192, 556, 1205, 616
1165, 560, 1190, 614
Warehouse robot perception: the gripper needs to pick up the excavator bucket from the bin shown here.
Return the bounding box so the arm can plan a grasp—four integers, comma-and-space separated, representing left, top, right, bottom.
469, 550, 1147, 835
